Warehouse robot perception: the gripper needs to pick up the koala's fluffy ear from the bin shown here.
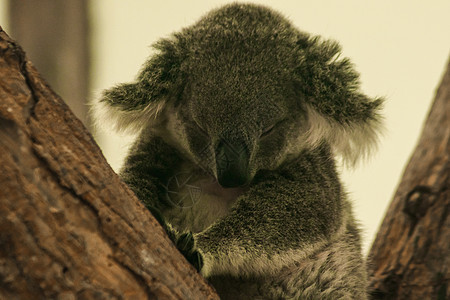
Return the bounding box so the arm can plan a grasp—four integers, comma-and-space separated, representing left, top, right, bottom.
295, 36, 384, 166
92, 38, 185, 133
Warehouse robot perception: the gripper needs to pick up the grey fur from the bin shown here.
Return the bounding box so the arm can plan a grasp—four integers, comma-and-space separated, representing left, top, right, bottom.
94, 3, 383, 299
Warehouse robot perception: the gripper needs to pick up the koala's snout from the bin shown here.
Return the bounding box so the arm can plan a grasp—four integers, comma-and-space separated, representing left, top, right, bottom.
215, 139, 250, 188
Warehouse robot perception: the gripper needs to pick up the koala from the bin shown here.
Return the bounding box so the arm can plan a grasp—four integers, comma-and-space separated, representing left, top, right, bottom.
94, 3, 383, 299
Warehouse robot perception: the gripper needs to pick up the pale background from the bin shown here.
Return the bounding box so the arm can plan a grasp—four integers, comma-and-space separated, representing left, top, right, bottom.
1, 0, 449, 254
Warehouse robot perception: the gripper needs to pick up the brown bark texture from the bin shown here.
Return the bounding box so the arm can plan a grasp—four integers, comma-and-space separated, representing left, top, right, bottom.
368, 58, 450, 299
0, 28, 218, 300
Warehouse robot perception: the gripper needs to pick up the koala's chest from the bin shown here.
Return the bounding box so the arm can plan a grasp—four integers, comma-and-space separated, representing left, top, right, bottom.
163, 172, 247, 233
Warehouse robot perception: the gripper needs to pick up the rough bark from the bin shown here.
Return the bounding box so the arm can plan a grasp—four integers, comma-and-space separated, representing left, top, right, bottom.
368, 59, 450, 299
0, 28, 218, 300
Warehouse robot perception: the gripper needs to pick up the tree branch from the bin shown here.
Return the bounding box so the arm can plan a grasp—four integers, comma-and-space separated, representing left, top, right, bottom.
0, 27, 218, 299
368, 58, 449, 299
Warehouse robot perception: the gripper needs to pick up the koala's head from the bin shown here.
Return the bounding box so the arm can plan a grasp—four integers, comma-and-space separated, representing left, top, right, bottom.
95, 3, 383, 188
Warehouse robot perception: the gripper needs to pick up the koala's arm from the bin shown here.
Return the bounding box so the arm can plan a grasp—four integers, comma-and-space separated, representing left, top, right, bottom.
196, 145, 344, 278
120, 133, 206, 269
120, 131, 183, 212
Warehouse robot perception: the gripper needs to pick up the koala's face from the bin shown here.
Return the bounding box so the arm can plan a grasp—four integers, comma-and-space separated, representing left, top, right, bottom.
164, 37, 307, 188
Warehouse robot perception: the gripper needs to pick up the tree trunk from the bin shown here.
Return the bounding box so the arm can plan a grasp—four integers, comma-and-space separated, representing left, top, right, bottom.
368, 58, 449, 299
0, 28, 218, 300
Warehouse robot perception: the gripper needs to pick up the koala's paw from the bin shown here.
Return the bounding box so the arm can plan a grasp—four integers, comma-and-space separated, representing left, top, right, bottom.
147, 206, 203, 272
175, 232, 204, 272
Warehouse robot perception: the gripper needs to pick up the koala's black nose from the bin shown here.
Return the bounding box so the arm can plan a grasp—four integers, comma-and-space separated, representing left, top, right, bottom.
215, 139, 250, 188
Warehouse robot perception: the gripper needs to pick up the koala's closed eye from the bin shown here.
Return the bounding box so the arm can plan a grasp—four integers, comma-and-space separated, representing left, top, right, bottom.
261, 119, 286, 138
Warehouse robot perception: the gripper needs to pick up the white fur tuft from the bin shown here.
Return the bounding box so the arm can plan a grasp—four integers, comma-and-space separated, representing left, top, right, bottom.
304, 104, 385, 167
89, 93, 166, 134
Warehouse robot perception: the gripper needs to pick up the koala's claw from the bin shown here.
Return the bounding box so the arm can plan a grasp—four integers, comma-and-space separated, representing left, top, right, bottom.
176, 232, 195, 252
148, 206, 204, 272
189, 249, 204, 272
176, 232, 204, 272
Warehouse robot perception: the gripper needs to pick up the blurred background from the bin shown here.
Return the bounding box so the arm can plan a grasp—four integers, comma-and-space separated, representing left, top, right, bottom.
1, 0, 449, 254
